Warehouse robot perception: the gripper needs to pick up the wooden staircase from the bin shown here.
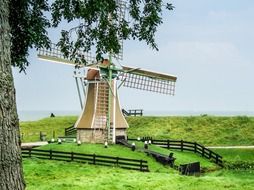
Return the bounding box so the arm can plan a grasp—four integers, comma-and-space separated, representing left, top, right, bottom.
93, 82, 113, 143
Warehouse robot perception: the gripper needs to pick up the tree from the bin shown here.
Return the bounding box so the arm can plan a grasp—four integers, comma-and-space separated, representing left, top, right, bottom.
0, 0, 50, 189
0, 0, 173, 189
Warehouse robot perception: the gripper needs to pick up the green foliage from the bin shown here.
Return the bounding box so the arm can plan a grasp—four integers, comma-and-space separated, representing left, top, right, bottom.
9, 0, 50, 72
10, 0, 173, 70
51, 0, 174, 61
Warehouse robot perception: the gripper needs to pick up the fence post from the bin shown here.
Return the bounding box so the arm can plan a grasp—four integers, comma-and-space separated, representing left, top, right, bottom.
116, 157, 119, 166
194, 142, 197, 153
50, 149, 52, 159
181, 140, 183, 151
93, 154, 96, 165
216, 155, 218, 164
209, 151, 212, 159
29, 149, 32, 158
71, 152, 74, 161
202, 146, 204, 157
140, 160, 143, 171
167, 140, 169, 149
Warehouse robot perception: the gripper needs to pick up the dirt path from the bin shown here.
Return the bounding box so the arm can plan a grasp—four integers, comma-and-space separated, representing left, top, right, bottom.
207, 145, 254, 149
21, 141, 48, 148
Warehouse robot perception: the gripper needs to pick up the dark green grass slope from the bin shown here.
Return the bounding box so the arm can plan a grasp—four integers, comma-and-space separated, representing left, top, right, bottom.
127, 116, 254, 146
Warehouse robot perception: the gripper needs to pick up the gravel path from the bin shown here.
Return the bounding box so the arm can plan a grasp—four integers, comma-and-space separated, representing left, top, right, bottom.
21, 141, 48, 148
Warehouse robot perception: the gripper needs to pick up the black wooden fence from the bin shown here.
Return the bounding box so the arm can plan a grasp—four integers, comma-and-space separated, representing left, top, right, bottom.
127, 138, 223, 167
65, 125, 77, 136
21, 148, 149, 172
122, 109, 143, 117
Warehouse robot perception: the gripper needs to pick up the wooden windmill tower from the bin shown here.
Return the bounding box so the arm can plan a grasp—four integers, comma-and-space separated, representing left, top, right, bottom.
37, 1, 177, 144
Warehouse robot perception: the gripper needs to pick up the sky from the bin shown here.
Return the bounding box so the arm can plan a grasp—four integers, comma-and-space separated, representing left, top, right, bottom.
13, 0, 254, 115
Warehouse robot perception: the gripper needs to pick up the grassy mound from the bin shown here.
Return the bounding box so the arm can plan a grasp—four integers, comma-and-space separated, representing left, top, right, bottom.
20, 116, 77, 142
127, 116, 254, 146
20, 115, 254, 146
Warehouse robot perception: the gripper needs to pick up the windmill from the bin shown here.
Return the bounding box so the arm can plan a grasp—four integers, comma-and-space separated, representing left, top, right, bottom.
37, 1, 177, 144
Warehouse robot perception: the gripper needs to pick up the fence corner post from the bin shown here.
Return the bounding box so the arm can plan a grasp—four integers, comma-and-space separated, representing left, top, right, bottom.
71, 152, 74, 161
140, 160, 143, 171
93, 154, 96, 165
216, 155, 219, 164
116, 157, 119, 166
29, 149, 32, 158
50, 149, 52, 159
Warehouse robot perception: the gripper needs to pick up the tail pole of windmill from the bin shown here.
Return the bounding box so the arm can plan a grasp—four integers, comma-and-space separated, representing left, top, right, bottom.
37, 0, 177, 144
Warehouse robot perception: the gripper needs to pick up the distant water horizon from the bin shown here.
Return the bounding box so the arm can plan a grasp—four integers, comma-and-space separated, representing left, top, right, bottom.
18, 110, 254, 121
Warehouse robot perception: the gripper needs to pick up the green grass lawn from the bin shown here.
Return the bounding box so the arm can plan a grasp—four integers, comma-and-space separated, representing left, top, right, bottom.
38, 143, 219, 172
21, 116, 254, 189
23, 158, 254, 190
38, 143, 173, 173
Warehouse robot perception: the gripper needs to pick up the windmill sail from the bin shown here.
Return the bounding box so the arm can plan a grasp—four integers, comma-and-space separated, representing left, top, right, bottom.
118, 66, 177, 95
111, 0, 126, 60
38, 42, 96, 66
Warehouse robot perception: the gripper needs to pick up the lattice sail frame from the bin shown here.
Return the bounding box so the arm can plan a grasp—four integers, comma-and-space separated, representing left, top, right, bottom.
118, 66, 177, 95
112, 0, 126, 60
38, 43, 97, 66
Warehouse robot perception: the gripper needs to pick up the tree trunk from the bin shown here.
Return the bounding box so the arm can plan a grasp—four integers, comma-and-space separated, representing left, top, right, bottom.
0, 0, 25, 189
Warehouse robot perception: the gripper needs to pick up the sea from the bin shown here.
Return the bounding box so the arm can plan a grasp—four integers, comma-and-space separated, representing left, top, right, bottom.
18, 110, 254, 121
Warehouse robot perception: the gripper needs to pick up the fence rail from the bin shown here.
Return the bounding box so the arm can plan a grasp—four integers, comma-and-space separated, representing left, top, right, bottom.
65, 125, 77, 136
122, 109, 143, 117
127, 137, 223, 167
21, 148, 149, 172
